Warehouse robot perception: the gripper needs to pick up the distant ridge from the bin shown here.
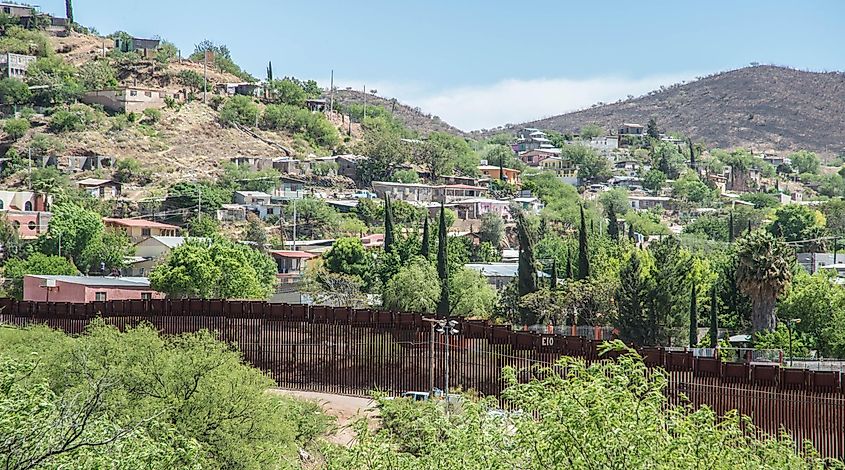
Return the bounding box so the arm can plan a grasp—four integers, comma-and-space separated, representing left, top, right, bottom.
490, 66, 845, 156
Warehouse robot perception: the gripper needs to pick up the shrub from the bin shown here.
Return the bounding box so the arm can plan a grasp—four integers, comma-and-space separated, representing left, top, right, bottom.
78, 60, 118, 91
262, 103, 339, 148
209, 94, 224, 110
48, 109, 85, 132
219, 95, 259, 127
142, 108, 161, 124
3, 118, 29, 140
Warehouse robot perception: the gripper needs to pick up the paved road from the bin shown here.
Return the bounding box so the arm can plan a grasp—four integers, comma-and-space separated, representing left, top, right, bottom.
271, 389, 379, 446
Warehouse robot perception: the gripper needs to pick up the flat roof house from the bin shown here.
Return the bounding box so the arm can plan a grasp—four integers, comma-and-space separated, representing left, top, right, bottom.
77, 178, 121, 199
234, 190, 272, 205
0, 190, 50, 212
478, 166, 521, 186
628, 194, 673, 211
520, 147, 561, 167
0, 2, 35, 17
104, 218, 180, 243
81, 87, 166, 113
619, 123, 644, 136
269, 250, 318, 284
23, 275, 163, 303
372, 181, 488, 204
0, 52, 36, 79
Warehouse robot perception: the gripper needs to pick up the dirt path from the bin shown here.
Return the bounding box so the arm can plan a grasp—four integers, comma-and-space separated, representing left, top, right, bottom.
272, 389, 379, 446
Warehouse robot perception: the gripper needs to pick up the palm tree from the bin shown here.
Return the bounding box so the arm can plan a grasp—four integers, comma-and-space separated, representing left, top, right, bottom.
735, 230, 793, 333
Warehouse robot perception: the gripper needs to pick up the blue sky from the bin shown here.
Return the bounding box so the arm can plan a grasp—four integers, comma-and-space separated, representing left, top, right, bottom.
37, 0, 845, 130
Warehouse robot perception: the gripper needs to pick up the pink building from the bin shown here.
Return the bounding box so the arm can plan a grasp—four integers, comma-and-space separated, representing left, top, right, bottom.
23, 275, 163, 303
4, 210, 51, 239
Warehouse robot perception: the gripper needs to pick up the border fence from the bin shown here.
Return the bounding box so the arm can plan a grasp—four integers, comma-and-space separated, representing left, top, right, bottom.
0, 298, 843, 460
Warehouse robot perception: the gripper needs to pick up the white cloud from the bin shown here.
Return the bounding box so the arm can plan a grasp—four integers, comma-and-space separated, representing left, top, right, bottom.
333, 74, 699, 131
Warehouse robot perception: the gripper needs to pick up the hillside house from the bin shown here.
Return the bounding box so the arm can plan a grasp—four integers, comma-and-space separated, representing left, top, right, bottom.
761, 154, 792, 168
440, 175, 481, 186
618, 123, 644, 136
124, 236, 209, 277
275, 176, 306, 200
63, 155, 115, 172
81, 87, 165, 113
514, 128, 554, 152
77, 178, 121, 199
609, 176, 643, 190
448, 198, 512, 221
104, 218, 179, 243
216, 82, 260, 97
24, 275, 162, 303
585, 135, 620, 157
539, 156, 578, 184
629, 194, 673, 211
0, 52, 35, 78
478, 165, 521, 185
114, 36, 160, 57
0, 190, 49, 212
270, 250, 318, 284
520, 147, 561, 167
230, 156, 274, 171
216, 204, 247, 222
273, 157, 305, 175
234, 191, 272, 205
0, 2, 34, 17
465, 263, 549, 290
512, 196, 544, 214
4, 210, 50, 239
305, 99, 327, 112
335, 154, 367, 180
372, 182, 488, 204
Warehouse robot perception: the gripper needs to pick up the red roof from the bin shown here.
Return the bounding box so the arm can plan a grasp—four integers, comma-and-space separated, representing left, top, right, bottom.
104, 218, 179, 230
269, 250, 318, 259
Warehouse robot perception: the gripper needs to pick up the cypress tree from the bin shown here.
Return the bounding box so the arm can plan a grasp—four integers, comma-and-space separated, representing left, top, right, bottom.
498, 153, 505, 182
267, 61, 273, 82
565, 249, 573, 279
383, 195, 395, 254
578, 205, 590, 280
590, 219, 594, 234
689, 283, 698, 347
628, 222, 635, 242
421, 216, 430, 259
688, 139, 696, 167
65, 0, 74, 25
607, 205, 619, 242
709, 285, 719, 348
728, 211, 735, 243
516, 213, 538, 297
550, 260, 558, 290
747, 219, 752, 235
436, 203, 449, 316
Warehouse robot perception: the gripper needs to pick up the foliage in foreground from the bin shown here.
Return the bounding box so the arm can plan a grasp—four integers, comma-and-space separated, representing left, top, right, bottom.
327, 343, 836, 469
0, 322, 330, 469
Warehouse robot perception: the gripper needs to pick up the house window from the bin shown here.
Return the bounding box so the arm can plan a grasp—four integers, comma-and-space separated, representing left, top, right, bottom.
27, 221, 35, 230
141, 292, 152, 300
24, 201, 32, 211
141, 228, 151, 237
95, 292, 107, 301
0, 200, 3, 209
3, 7, 9, 14
130, 90, 138, 96
144, 91, 152, 97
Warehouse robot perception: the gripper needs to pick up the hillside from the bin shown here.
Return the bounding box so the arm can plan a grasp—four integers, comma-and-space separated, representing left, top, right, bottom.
327, 89, 466, 137
504, 66, 845, 157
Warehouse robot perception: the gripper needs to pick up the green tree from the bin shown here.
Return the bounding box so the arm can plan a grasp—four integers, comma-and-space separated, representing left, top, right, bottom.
219, 95, 259, 127
516, 212, 538, 297
652, 142, 686, 179
2, 253, 77, 298
689, 283, 698, 347
243, 213, 267, 249
579, 123, 604, 139
383, 195, 395, 254
324, 237, 374, 288
607, 204, 619, 241
26, 56, 81, 105
391, 169, 419, 184
150, 237, 275, 299
769, 204, 825, 242
615, 250, 652, 345
40, 203, 104, 267
0, 77, 31, 105
267, 78, 307, 107
778, 271, 845, 357
642, 169, 667, 193
3, 117, 29, 140
283, 198, 338, 239
478, 212, 504, 248
646, 117, 660, 139
790, 150, 820, 175
186, 214, 219, 237
420, 216, 431, 259
382, 257, 440, 312
450, 267, 497, 318
672, 172, 714, 203
736, 230, 794, 333
436, 204, 449, 316
578, 205, 590, 279
683, 213, 729, 242
78, 60, 118, 91
709, 285, 719, 347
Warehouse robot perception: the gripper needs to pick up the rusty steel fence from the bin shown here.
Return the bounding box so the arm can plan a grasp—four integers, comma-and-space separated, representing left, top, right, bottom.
0, 298, 844, 460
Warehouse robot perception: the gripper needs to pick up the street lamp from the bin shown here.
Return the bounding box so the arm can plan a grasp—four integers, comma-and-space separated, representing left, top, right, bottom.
430, 318, 459, 415
785, 318, 801, 367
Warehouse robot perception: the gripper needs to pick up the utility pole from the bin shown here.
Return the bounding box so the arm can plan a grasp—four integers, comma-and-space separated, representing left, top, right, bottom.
197, 188, 202, 218
329, 69, 334, 114
203, 51, 209, 104
362, 85, 366, 121
423, 317, 437, 397
292, 198, 297, 251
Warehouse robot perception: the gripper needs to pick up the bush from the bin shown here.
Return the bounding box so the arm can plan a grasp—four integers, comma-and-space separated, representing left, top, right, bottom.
0, 77, 31, 106
262, 103, 340, 148
3, 118, 29, 140
142, 107, 162, 124
219, 95, 259, 127
30, 133, 65, 155
209, 94, 224, 110
78, 60, 118, 91
48, 104, 103, 133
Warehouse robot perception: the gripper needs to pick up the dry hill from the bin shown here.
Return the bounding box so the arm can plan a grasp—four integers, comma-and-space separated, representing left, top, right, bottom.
327, 89, 466, 137
500, 66, 845, 157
